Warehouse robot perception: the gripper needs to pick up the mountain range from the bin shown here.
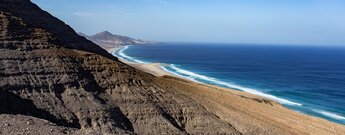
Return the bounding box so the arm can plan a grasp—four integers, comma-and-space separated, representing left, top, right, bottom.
79, 31, 152, 49
1, 0, 344, 134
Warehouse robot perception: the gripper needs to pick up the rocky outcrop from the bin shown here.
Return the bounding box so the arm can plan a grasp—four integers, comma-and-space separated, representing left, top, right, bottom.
0, 114, 81, 135
0, 0, 116, 59
0, 0, 239, 134
79, 31, 152, 49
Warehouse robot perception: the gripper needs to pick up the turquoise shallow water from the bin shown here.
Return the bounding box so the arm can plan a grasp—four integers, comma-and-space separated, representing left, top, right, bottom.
113, 43, 345, 125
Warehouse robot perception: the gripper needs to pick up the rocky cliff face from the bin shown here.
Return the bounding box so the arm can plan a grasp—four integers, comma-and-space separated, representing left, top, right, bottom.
0, 1, 240, 134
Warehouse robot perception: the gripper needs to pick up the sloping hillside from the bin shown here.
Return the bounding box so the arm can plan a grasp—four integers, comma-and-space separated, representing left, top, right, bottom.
0, 0, 240, 134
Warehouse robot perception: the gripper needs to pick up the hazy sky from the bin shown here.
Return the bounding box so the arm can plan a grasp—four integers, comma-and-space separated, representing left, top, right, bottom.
32, 0, 345, 46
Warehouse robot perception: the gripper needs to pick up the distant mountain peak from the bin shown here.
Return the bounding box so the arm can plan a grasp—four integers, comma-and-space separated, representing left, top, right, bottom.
78, 31, 153, 49
91, 31, 115, 40
96, 31, 113, 36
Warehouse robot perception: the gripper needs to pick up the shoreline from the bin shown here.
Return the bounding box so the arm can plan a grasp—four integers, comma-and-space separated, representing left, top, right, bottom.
107, 47, 182, 78
108, 46, 303, 104
109, 47, 289, 99
108, 46, 345, 128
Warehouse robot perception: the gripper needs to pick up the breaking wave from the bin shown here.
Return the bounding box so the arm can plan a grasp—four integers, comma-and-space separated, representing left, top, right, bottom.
113, 46, 146, 63
161, 64, 302, 106
313, 110, 345, 120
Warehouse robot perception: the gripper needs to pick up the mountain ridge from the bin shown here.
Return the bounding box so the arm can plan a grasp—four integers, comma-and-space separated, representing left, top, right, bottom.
0, 0, 114, 60
79, 31, 152, 49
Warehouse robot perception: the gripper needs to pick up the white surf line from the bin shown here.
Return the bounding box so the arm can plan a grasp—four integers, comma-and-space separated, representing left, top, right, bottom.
166, 64, 302, 106
160, 64, 199, 82
113, 46, 146, 64
313, 110, 345, 120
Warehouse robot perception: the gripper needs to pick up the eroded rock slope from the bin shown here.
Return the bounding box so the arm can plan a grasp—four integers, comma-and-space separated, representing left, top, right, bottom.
0, 0, 240, 134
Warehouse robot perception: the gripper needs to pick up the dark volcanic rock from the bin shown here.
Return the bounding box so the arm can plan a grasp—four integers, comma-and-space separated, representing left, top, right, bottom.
0, 114, 81, 135
0, 0, 114, 59
0, 0, 240, 134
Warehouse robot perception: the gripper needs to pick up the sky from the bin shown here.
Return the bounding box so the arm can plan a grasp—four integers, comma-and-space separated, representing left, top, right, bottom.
32, 0, 345, 46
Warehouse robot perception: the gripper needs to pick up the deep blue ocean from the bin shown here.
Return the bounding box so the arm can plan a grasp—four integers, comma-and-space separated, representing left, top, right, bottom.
113, 43, 345, 125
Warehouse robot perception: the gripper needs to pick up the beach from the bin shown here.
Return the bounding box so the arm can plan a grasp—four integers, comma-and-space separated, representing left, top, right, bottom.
108, 47, 345, 134
107, 47, 178, 77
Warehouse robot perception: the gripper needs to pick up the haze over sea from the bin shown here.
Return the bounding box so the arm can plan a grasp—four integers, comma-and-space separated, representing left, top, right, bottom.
113, 43, 345, 125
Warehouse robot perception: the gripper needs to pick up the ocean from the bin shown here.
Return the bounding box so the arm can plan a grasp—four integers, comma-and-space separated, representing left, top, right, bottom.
112, 43, 345, 125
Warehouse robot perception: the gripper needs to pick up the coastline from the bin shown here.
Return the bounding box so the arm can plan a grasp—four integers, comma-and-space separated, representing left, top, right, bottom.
108, 47, 297, 100
107, 46, 345, 133
107, 47, 281, 96
119, 60, 177, 77
108, 46, 304, 104
107, 47, 180, 77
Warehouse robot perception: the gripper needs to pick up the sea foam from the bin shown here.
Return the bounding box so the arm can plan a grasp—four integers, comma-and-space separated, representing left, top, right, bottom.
313, 110, 345, 120
113, 46, 146, 63
160, 64, 198, 81
163, 64, 302, 106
